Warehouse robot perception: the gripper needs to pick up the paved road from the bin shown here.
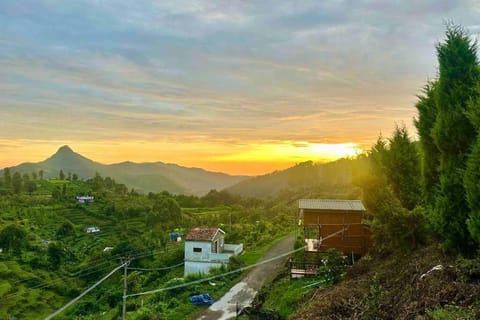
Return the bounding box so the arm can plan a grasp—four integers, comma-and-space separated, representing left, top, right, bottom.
196, 235, 295, 320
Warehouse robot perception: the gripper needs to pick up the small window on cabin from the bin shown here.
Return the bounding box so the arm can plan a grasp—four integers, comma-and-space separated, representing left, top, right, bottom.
193, 247, 202, 253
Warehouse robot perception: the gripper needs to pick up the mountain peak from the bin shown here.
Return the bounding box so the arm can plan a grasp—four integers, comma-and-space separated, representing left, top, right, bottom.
43, 145, 92, 165
57, 145, 74, 154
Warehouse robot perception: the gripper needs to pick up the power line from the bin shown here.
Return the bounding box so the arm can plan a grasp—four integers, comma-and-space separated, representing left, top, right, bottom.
127, 262, 184, 271
0, 261, 118, 302
44, 262, 125, 320
126, 227, 348, 299
1, 247, 174, 302
125, 246, 304, 298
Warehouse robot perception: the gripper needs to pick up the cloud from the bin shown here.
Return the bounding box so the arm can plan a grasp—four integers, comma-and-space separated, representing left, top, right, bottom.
1, 0, 479, 173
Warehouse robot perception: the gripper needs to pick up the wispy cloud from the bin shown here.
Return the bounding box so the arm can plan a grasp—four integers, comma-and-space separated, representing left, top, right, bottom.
0, 0, 478, 173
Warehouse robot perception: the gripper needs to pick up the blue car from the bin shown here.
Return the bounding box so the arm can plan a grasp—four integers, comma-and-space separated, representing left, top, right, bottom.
190, 293, 214, 305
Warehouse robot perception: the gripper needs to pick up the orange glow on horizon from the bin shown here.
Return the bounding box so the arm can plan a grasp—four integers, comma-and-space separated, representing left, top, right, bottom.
0, 139, 365, 176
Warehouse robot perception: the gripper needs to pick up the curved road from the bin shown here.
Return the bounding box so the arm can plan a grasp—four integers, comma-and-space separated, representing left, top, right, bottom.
196, 235, 295, 320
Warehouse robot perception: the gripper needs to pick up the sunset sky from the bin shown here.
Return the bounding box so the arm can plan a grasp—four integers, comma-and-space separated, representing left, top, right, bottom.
1, 1, 479, 175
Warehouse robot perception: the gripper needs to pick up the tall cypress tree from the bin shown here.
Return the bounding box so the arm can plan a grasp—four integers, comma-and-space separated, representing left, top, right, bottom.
431, 24, 480, 251
414, 81, 440, 206
465, 85, 480, 245
3, 167, 11, 188
384, 125, 422, 210
465, 135, 480, 244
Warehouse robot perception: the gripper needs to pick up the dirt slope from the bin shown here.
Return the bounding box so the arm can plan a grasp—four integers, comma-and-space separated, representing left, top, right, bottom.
291, 245, 480, 319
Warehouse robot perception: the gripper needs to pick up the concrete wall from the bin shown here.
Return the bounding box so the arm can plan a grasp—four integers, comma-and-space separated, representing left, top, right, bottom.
223, 243, 243, 255
184, 238, 243, 276
184, 261, 224, 276
185, 240, 214, 262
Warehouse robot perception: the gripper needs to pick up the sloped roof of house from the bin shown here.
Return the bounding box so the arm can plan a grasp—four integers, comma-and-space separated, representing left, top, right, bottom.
185, 227, 225, 242
299, 199, 366, 211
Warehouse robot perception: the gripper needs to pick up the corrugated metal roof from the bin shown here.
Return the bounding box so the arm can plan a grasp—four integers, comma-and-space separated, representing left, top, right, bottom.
185, 227, 225, 241
298, 199, 366, 211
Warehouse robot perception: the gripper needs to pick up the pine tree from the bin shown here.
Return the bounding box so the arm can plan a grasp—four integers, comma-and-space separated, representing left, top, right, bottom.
465, 84, 480, 245
414, 81, 440, 205
465, 135, 480, 244
384, 125, 422, 210
431, 24, 480, 251
3, 167, 11, 188
12, 172, 22, 194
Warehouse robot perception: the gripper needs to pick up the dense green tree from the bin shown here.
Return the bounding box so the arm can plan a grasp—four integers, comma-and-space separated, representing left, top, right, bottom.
38, 169, 44, 180
147, 195, 182, 227
383, 125, 422, 210
12, 172, 22, 194
31, 171, 37, 180
59, 169, 65, 180
48, 242, 64, 269
0, 224, 27, 254
414, 81, 440, 205
4, 167, 11, 188
57, 220, 76, 238
92, 172, 104, 191
465, 88, 480, 245
25, 180, 37, 194
72, 173, 78, 181
355, 136, 428, 250
430, 24, 480, 251
465, 136, 480, 244
110, 241, 140, 257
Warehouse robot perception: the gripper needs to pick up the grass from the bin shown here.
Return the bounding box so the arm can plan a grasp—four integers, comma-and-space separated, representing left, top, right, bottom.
238, 232, 293, 265
427, 305, 478, 320
262, 276, 324, 318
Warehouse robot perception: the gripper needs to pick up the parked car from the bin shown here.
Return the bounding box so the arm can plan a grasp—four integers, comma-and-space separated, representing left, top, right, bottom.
190, 293, 214, 305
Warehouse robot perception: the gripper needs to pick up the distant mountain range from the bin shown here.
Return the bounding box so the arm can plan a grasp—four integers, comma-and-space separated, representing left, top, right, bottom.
0, 146, 248, 196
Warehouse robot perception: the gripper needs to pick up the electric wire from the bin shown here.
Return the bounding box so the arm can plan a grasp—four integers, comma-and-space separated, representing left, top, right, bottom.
127, 262, 184, 271
44, 263, 126, 320
126, 227, 348, 298
1, 246, 179, 301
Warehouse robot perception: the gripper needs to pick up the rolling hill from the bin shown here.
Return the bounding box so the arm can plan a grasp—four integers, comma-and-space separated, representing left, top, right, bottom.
0, 145, 248, 196
225, 158, 369, 199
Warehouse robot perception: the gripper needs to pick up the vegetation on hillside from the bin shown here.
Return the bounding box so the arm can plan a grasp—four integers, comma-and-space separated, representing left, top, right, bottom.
226, 158, 367, 199
283, 23, 480, 320
0, 145, 247, 196
0, 170, 293, 319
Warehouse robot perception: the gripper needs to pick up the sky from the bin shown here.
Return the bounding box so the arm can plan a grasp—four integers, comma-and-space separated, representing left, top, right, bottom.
1, 1, 479, 175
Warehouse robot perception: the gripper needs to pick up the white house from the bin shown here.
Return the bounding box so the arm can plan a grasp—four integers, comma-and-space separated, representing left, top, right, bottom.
86, 226, 100, 233
77, 196, 94, 203
184, 227, 243, 276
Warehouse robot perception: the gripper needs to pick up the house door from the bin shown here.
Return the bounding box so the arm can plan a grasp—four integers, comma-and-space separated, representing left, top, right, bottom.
213, 240, 218, 253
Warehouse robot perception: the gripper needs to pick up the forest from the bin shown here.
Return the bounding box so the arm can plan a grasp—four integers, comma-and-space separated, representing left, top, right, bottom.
287, 24, 480, 320
0, 171, 297, 319
2, 24, 480, 319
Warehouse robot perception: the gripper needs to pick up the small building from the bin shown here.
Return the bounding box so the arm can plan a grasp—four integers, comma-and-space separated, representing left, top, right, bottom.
86, 226, 100, 233
298, 199, 372, 254
291, 199, 373, 278
184, 227, 243, 276
77, 196, 94, 203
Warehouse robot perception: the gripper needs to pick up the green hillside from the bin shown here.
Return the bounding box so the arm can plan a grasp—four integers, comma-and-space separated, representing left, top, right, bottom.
225, 158, 368, 199
1, 146, 248, 196
0, 172, 293, 319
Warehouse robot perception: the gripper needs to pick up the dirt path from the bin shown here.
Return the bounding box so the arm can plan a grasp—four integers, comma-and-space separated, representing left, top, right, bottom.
196, 235, 295, 320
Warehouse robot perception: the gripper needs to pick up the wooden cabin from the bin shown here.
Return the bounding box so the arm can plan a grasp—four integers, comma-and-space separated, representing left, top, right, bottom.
298, 199, 372, 255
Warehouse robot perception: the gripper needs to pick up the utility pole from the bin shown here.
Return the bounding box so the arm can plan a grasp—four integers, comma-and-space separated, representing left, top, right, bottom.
122, 256, 131, 320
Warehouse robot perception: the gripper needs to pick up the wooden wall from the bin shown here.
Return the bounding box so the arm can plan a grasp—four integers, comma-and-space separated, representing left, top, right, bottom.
302, 209, 372, 255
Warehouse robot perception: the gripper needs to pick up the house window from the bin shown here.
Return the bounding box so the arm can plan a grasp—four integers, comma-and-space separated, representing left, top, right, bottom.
193, 247, 202, 253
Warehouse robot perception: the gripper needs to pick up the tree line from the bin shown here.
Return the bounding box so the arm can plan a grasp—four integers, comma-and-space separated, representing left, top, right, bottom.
357, 24, 480, 255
